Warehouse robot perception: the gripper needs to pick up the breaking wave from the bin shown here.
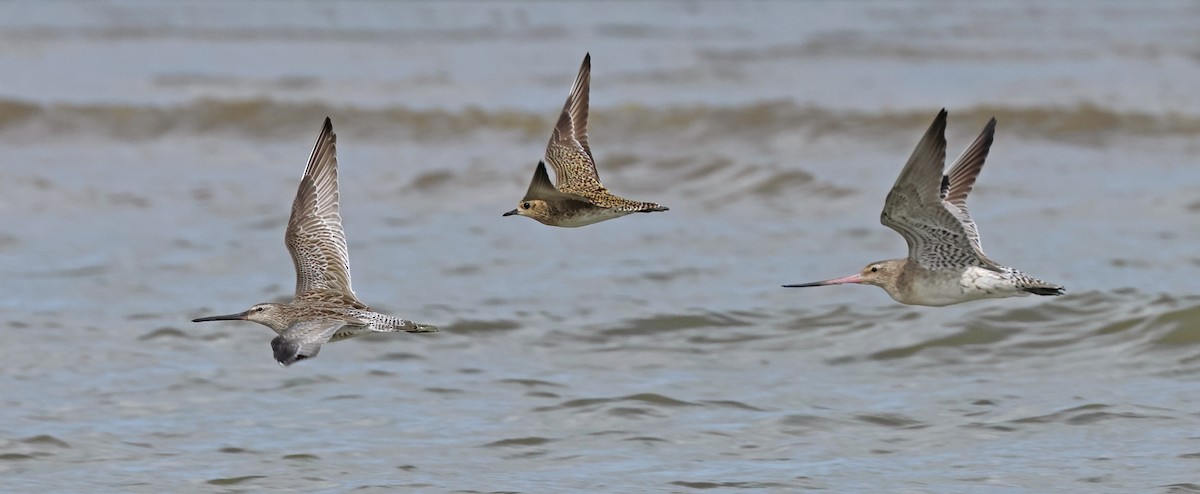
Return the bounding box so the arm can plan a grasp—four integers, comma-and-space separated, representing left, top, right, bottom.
1, 97, 1196, 142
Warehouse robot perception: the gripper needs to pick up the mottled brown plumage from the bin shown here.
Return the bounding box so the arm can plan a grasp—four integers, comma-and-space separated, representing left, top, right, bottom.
193, 118, 437, 366
504, 53, 668, 227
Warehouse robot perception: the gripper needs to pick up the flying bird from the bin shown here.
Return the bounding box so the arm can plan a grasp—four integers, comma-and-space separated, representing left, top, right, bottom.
193, 118, 438, 365
504, 53, 668, 227
784, 109, 1064, 306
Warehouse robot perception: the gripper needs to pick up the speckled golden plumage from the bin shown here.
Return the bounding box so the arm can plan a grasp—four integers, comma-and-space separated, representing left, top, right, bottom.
504, 53, 668, 227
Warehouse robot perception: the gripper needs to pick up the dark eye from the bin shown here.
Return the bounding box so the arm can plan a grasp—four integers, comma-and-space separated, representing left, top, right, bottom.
255, 307, 265, 312
870, 266, 878, 273
522, 202, 531, 210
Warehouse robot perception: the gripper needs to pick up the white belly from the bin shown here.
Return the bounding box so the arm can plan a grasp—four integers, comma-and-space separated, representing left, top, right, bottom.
556, 209, 631, 227
902, 267, 1028, 306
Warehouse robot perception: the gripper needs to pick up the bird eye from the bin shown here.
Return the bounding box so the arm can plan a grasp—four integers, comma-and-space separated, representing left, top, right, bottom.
870, 266, 879, 273
255, 307, 265, 312
522, 202, 531, 210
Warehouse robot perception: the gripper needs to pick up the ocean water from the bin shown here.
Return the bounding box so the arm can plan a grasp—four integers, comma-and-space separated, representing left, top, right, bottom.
1, 1, 1199, 492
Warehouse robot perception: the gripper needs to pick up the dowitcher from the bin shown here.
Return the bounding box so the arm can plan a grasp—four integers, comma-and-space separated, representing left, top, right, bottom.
503, 53, 668, 227
193, 118, 438, 366
784, 109, 1064, 306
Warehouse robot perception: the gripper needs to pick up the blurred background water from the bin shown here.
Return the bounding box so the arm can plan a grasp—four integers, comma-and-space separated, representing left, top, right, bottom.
1, 1, 1199, 492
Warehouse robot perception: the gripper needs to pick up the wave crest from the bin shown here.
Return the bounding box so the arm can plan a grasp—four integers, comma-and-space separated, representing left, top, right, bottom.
1, 98, 1196, 142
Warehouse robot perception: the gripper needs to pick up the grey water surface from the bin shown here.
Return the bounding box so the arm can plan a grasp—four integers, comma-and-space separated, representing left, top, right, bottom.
1, 1, 1199, 492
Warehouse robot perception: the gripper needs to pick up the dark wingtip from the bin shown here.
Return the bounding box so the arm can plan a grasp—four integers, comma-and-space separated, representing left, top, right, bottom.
524, 161, 556, 198
1025, 285, 1066, 296
576, 53, 591, 76
978, 117, 997, 143
921, 109, 949, 141
271, 336, 301, 367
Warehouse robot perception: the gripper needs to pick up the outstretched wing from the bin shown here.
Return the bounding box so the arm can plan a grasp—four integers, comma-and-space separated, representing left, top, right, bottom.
520, 161, 598, 206
270, 319, 346, 366
286, 117, 360, 303
544, 53, 604, 192
941, 117, 996, 252
880, 110, 998, 271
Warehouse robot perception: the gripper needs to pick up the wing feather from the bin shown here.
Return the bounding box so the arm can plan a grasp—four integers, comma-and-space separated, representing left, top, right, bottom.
942, 118, 996, 253
271, 320, 346, 366
944, 118, 996, 210
544, 53, 603, 191
880, 110, 999, 270
286, 118, 359, 302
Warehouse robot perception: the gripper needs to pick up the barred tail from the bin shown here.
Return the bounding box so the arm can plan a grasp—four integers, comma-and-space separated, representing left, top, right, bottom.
407, 323, 440, 333
1024, 285, 1065, 296
1020, 276, 1065, 296
1006, 268, 1064, 297
375, 316, 440, 333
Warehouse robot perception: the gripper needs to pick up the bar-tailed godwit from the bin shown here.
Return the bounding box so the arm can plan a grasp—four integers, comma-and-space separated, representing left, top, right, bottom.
503, 53, 668, 227
784, 109, 1064, 306
193, 118, 438, 366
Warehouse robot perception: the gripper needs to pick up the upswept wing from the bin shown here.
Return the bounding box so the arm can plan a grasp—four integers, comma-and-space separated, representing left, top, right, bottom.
880, 110, 999, 271
286, 117, 360, 302
944, 118, 995, 209
941, 118, 996, 252
520, 161, 596, 206
544, 53, 604, 191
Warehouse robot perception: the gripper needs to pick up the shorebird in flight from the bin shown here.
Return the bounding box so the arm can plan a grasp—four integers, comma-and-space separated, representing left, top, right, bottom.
503, 53, 668, 227
784, 109, 1064, 306
193, 118, 438, 366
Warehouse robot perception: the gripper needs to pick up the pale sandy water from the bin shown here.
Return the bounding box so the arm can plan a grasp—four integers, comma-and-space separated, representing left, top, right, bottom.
1, 1, 1200, 492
